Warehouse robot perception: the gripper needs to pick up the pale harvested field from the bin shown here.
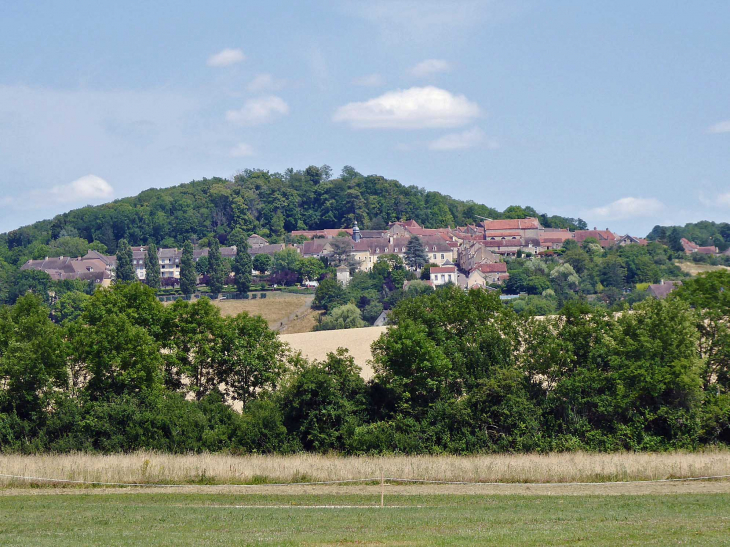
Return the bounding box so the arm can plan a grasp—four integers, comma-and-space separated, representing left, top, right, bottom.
281, 308, 324, 334
280, 326, 386, 379
212, 293, 312, 329
676, 260, 730, 276
2, 451, 730, 491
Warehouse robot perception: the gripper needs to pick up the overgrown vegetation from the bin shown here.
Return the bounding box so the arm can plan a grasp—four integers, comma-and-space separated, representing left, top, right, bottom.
1, 271, 729, 454
505, 238, 686, 313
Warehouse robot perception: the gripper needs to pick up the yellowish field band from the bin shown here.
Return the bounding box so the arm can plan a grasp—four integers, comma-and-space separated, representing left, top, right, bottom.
2, 451, 729, 487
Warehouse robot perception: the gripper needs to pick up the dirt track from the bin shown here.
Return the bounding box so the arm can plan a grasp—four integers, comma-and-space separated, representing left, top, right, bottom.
3, 480, 730, 497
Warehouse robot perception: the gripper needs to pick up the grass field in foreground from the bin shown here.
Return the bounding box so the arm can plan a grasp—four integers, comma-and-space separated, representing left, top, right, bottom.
1, 492, 729, 546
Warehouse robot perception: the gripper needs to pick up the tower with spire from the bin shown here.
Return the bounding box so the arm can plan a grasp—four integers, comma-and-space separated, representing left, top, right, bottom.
352, 221, 361, 242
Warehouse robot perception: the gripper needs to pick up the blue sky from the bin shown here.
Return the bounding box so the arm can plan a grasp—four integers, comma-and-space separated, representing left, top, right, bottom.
1, 1, 729, 236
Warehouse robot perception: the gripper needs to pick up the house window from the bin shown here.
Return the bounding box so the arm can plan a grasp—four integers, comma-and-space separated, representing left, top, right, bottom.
441, 254, 444, 260
433, 254, 436, 259
376, 248, 379, 253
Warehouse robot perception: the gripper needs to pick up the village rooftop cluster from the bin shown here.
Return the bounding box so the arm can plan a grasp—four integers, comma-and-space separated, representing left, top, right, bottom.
19, 217, 710, 293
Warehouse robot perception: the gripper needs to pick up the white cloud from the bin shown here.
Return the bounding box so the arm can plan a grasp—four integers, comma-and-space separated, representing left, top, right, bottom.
225, 96, 289, 126
230, 143, 255, 157
247, 73, 286, 93
708, 120, 730, 134
353, 73, 385, 87
587, 197, 665, 221
50, 174, 114, 203
207, 48, 246, 67
409, 59, 450, 78
333, 86, 480, 129
429, 127, 496, 151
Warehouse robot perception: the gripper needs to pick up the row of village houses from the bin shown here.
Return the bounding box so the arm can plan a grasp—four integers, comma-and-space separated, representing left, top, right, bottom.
22, 217, 721, 290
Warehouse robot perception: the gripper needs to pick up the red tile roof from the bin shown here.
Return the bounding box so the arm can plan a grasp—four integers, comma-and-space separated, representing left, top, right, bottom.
472, 263, 508, 274
430, 266, 457, 274
481, 218, 541, 231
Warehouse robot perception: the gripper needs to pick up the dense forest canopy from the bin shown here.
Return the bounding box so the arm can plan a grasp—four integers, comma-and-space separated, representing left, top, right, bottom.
0, 165, 586, 268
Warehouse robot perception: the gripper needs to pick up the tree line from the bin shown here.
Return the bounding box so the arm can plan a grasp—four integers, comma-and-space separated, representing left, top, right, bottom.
1, 271, 729, 454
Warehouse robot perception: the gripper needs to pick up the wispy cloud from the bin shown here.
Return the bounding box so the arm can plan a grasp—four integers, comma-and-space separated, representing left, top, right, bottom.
708, 120, 730, 134
352, 73, 385, 87
247, 73, 286, 93
333, 86, 480, 129
586, 197, 665, 221
409, 59, 450, 78
699, 191, 730, 208
207, 48, 246, 67
229, 143, 255, 157
50, 174, 114, 203
429, 127, 495, 151
0, 175, 113, 210
225, 96, 290, 126
343, 0, 495, 43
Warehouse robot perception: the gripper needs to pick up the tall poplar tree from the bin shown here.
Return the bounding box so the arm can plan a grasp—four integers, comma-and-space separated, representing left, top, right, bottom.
233, 240, 253, 293
180, 241, 197, 295
144, 242, 161, 290
115, 239, 135, 283
208, 238, 225, 294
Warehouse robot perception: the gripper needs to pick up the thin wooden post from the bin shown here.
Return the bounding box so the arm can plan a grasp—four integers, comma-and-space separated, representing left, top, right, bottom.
380, 467, 384, 508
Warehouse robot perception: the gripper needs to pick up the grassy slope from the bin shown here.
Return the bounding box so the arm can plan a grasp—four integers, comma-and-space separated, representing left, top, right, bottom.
1, 493, 729, 545
211, 293, 313, 329
676, 261, 730, 276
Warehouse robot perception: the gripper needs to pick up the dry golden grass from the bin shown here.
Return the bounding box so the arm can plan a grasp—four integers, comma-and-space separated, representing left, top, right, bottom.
281, 309, 324, 334
212, 293, 312, 328
676, 261, 730, 276
280, 327, 387, 379
2, 451, 729, 488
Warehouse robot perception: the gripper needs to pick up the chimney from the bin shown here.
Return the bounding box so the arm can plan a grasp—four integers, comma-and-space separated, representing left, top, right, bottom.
593, 227, 597, 231
660, 279, 665, 285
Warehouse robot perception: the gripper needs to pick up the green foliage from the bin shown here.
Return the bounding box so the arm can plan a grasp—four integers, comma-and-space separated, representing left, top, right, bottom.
272, 248, 301, 273
208, 238, 225, 294
233, 244, 253, 294
279, 349, 367, 451
405, 236, 429, 270
115, 239, 135, 283
7, 269, 52, 304
313, 277, 348, 311
253, 253, 272, 274
180, 241, 197, 295
316, 304, 367, 331
144, 242, 161, 290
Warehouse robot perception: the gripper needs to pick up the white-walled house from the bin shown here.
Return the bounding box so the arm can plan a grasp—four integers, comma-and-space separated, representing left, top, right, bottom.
429, 264, 457, 286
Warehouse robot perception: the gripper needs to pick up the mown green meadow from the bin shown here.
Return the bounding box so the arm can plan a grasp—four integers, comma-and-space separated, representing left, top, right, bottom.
1, 492, 729, 546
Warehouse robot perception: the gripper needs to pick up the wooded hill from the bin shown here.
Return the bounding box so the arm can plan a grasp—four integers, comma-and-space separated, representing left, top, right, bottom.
0, 165, 586, 267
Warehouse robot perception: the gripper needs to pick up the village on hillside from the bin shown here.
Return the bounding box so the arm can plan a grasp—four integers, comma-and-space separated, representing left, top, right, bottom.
20, 217, 723, 303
